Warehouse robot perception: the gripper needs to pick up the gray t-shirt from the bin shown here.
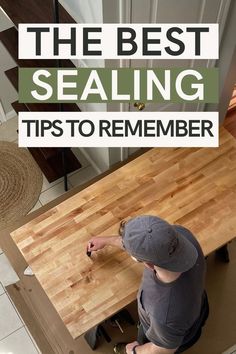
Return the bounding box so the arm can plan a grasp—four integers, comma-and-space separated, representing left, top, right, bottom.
137, 225, 206, 349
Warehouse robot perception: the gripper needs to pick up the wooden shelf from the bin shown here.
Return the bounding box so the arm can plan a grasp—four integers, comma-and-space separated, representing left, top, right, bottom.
12, 102, 82, 182
11, 101, 28, 113
5, 66, 18, 90
6, 68, 80, 112
28, 148, 82, 183
0, 27, 74, 68
0, 0, 75, 26
12, 101, 80, 114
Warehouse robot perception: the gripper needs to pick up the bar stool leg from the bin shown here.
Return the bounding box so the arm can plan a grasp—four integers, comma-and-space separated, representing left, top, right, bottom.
61, 148, 68, 191
215, 244, 230, 263
84, 325, 111, 350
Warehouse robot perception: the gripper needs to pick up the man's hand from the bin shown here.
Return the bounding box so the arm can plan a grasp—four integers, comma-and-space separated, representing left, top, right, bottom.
126, 341, 139, 354
86, 235, 124, 254
87, 237, 108, 252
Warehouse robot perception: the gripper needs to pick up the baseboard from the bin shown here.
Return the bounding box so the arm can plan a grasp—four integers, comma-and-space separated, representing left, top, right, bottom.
79, 148, 102, 174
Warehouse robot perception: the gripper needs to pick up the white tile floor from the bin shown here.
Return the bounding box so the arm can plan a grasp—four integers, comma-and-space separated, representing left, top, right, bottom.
0, 293, 23, 339
0, 327, 40, 354
0, 253, 19, 287
0, 286, 41, 354
0, 116, 99, 353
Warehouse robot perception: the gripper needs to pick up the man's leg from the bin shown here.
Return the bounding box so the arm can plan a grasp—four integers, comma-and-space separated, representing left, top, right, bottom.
114, 322, 147, 354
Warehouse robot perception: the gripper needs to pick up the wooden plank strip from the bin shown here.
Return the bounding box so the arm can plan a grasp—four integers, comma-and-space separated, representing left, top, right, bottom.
0, 0, 75, 25
0, 27, 74, 68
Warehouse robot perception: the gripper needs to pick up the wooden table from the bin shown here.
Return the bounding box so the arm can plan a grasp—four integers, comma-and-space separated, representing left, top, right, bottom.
2, 127, 236, 352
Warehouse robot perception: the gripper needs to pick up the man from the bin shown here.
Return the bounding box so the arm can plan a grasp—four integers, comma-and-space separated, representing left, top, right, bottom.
87, 215, 209, 354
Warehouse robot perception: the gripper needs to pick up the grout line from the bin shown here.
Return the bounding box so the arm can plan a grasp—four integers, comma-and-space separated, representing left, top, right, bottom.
41, 164, 90, 192
29, 200, 43, 213
69, 165, 96, 177
0, 325, 24, 342
68, 164, 89, 177
40, 177, 69, 194
5, 289, 26, 326
39, 180, 73, 205
24, 325, 41, 354
40, 181, 62, 194
1, 289, 40, 352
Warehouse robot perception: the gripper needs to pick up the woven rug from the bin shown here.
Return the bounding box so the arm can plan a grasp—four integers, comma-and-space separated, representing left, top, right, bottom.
0, 141, 43, 230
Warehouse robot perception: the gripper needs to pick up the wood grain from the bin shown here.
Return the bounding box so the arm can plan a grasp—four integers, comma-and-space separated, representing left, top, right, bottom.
10, 127, 236, 339
0, 0, 75, 25
0, 27, 74, 68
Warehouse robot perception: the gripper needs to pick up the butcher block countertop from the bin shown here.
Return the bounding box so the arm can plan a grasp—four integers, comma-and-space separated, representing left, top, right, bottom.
10, 127, 236, 339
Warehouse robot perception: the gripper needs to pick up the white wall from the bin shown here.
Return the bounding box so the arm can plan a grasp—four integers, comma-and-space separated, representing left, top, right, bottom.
0, 8, 18, 115
59, 0, 111, 172
59, 0, 104, 69
60, 0, 103, 23
218, 0, 236, 123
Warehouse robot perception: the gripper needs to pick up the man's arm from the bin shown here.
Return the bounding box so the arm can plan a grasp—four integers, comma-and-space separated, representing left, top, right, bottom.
126, 341, 177, 354
87, 235, 124, 252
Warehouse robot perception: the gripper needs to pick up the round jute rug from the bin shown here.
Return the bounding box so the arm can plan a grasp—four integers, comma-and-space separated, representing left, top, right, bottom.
0, 141, 43, 229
